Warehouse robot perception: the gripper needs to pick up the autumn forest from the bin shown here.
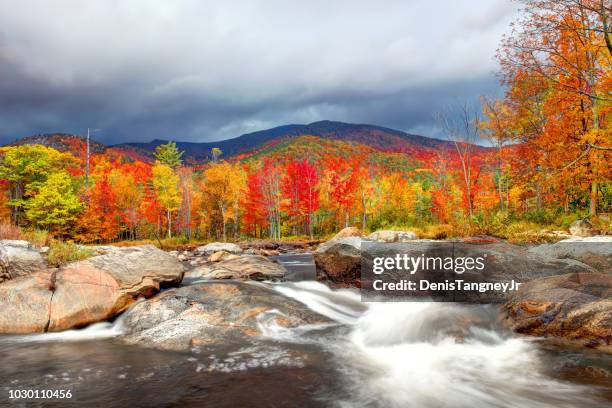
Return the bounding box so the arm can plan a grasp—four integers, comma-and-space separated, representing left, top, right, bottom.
0, 0, 610, 245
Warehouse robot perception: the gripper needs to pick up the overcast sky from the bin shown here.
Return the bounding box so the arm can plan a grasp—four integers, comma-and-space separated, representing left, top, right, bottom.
0, 0, 518, 145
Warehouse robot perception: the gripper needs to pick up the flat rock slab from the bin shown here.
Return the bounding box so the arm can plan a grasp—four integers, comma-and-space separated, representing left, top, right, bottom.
195, 242, 243, 255
528, 236, 611, 272
186, 255, 286, 281
367, 230, 418, 242
119, 281, 329, 351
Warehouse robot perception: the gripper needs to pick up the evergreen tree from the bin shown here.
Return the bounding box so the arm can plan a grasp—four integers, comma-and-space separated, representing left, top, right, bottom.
154, 141, 184, 168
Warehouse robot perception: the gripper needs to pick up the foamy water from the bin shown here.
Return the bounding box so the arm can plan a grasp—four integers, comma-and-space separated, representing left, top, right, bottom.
270, 281, 605, 408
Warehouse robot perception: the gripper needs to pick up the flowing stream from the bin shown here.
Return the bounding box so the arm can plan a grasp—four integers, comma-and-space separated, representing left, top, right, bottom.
0, 253, 610, 407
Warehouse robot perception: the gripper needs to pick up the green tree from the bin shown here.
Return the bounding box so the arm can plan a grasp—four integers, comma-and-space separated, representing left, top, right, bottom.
152, 161, 182, 238
0, 145, 79, 224
154, 141, 184, 168
24, 171, 83, 235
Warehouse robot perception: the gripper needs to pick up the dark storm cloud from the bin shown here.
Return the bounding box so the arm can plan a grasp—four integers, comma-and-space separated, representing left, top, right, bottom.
0, 0, 517, 145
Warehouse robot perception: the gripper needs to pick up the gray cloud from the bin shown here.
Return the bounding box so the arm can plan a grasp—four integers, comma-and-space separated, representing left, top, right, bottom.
0, 0, 518, 145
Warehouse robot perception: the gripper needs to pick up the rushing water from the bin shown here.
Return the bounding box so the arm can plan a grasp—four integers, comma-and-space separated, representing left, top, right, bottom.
0, 254, 610, 407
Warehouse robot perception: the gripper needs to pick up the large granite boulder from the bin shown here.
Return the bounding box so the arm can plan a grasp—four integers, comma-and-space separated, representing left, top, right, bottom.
0, 245, 184, 333
119, 281, 329, 351
0, 240, 46, 283
501, 272, 611, 352
313, 237, 362, 285
367, 230, 418, 242
185, 255, 285, 281
0, 270, 54, 332
528, 236, 611, 272
195, 242, 243, 255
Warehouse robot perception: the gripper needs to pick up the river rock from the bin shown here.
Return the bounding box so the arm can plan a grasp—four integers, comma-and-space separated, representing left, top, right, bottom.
0, 245, 184, 333
569, 219, 598, 237
195, 242, 243, 255
367, 230, 418, 242
209, 250, 236, 262
313, 237, 362, 285
528, 236, 611, 272
333, 227, 362, 239
0, 270, 54, 333
501, 272, 612, 351
0, 240, 46, 283
186, 255, 286, 281
119, 281, 329, 351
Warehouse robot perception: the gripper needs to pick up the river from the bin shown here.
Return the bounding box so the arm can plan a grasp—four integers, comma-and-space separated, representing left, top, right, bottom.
0, 253, 610, 407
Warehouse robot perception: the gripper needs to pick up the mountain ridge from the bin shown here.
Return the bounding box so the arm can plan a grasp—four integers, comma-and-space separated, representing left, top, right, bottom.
113, 120, 467, 161
4, 120, 490, 163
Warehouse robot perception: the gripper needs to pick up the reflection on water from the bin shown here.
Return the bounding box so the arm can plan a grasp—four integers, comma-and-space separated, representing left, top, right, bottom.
0, 253, 610, 407
0, 339, 340, 408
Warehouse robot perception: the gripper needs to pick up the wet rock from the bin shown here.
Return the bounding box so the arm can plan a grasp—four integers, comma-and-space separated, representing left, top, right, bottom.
313, 237, 362, 285
570, 219, 598, 237
195, 242, 243, 255
186, 255, 286, 281
260, 249, 280, 257
333, 227, 362, 239
119, 281, 329, 351
367, 230, 417, 242
0, 245, 184, 333
501, 272, 612, 352
0, 240, 46, 283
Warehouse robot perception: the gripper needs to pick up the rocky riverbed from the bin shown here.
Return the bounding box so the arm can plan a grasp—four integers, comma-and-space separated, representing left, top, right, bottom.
0, 232, 610, 407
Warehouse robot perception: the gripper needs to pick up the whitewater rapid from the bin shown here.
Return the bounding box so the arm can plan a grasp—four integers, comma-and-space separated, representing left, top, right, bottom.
270, 281, 602, 408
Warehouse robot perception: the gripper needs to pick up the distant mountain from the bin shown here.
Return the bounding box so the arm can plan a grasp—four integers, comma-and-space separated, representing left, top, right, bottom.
11, 133, 106, 155
5, 121, 491, 164
114, 120, 469, 163
8, 133, 149, 163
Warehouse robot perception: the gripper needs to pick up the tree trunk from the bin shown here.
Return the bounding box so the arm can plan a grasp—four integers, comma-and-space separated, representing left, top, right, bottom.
589, 181, 598, 216
220, 206, 227, 242
167, 209, 172, 238
535, 181, 542, 210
